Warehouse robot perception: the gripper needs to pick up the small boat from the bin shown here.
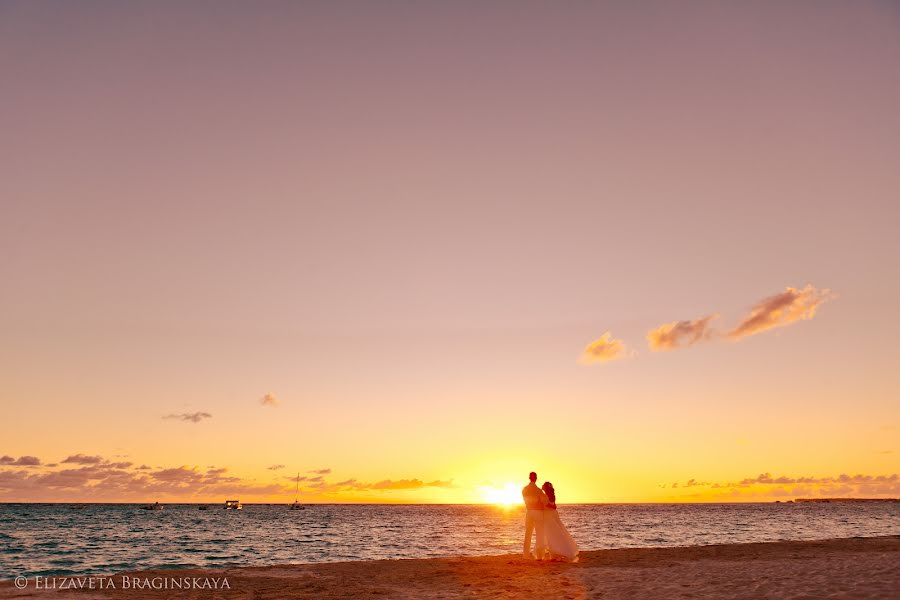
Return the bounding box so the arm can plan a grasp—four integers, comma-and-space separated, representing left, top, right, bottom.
289, 473, 305, 510
224, 500, 242, 510
141, 502, 164, 511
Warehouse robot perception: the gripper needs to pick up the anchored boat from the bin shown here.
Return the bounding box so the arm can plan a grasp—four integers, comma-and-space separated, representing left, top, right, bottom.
290, 472, 305, 510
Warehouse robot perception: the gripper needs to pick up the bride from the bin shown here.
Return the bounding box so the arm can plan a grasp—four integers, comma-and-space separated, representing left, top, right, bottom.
541, 482, 579, 561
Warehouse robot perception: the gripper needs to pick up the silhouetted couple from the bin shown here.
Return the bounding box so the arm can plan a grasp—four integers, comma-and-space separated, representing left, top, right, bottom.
522, 471, 578, 561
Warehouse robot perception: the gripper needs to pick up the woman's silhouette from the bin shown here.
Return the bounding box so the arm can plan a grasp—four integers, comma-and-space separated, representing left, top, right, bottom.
541, 482, 579, 561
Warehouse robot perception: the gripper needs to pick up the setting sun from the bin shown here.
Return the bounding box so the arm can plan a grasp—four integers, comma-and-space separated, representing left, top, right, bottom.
480, 483, 521, 506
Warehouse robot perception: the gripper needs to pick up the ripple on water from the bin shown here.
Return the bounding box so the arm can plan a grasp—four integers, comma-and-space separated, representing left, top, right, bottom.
0, 503, 897, 576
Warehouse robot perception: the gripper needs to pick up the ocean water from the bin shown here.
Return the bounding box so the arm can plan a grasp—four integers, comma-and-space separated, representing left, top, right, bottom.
1, 502, 897, 577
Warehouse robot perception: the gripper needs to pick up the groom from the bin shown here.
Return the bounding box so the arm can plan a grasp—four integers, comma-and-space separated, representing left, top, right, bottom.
522, 471, 548, 560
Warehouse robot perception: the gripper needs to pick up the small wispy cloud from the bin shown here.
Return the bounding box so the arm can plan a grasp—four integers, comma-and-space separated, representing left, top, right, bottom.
728, 285, 833, 341
314, 478, 454, 491
309, 468, 331, 475
163, 412, 212, 423
58, 455, 131, 469
260, 393, 279, 408
0, 455, 41, 466
62, 454, 104, 465
669, 478, 709, 489
268, 464, 286, 470
369, 478, 454, 490
647, 315, 718, 351
638, 285, 833, 354
665, 472, 900, 499
579, 332, 627, 364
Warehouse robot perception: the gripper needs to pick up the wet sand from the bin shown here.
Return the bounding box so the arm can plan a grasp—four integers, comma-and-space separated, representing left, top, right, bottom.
2, 536, 897, 599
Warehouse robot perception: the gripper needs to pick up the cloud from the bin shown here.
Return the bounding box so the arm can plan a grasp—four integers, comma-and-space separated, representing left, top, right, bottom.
268, 464, 286, 470
735, 472, 900, 487
667, 472, 899, 499
163, 412, 212, 423
317, 478, 454, 491
728, 285, 833, 340
148, 466, 240, 487
578, 332, 627, 364
679, 478, 709, 488
260, 393, 279, 407
636, 285, 833, 355
0, 455, 41, 466
0, 457, 287, 500
647, 315, 717, 351
0, 450, 453, 502
149, 466, 207, 484
62, 454, 104, 465
295, 477, 455, 495
370, 478, 454, 490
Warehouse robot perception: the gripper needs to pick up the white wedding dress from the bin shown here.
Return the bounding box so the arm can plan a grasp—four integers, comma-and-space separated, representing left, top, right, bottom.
543, 504, 578, 561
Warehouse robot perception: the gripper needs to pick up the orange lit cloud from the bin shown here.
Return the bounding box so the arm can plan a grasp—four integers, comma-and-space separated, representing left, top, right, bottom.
260, 393, 279, 407
370, 478, 454, 490
640, 285, 832, 353
59, 454, 132, 469
728, 285, 833, 340
0, 455, 41, 466
286, 474, 324, 484
666, 472, 899, 499
647, 315, 718, 351
579, 332, 627, 364
0, 461, 285, 500
62, 454, 104, 465
162, 412, 212, 423
309, 478, 454, 492
0, 453, 453, 502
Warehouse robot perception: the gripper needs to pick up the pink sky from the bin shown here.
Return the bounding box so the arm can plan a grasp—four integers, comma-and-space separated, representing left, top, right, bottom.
1, 1, 898, 503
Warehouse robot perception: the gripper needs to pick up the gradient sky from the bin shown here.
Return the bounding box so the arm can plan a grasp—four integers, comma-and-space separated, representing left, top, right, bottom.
1, 1, 898, 503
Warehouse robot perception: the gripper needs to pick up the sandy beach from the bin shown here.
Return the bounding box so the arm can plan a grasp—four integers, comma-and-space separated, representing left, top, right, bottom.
2, 536, 897, 599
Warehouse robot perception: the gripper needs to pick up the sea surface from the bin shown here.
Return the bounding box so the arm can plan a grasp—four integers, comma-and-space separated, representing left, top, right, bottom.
1, 502, 897, 577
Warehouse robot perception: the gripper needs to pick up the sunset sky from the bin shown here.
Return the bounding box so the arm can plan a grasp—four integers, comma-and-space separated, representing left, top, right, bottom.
1, 1, 898, 503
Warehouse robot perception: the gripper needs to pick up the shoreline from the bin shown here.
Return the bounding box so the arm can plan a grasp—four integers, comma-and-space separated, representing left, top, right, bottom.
2, 536, 897, 599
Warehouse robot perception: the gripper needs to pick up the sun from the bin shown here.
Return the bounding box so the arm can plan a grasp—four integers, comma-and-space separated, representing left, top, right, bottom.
480, 483, 521, 507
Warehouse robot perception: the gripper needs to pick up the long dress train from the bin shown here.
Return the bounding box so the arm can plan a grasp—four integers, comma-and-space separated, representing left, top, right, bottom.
543, 505, 578, 561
